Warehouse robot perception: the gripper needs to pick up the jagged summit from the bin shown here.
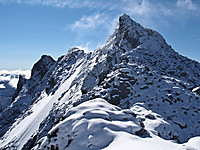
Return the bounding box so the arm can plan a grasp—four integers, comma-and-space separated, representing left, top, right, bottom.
0, 14, 200, 149
119, 13, 142, 29
105, 14, 167, 54
31, 55, 55, 79
105, 14, 200, 86
119, 13, 130, 19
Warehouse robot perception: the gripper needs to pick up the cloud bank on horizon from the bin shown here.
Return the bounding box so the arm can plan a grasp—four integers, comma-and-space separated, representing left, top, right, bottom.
0, 0, 200, 70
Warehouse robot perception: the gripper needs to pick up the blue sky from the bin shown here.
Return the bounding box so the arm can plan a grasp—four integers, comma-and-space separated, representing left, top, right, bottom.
0, 0, 200, 70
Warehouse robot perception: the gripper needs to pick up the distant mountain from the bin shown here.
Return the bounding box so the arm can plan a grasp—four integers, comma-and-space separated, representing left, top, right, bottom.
0, 70, 30, 113
0, 14, 200, 150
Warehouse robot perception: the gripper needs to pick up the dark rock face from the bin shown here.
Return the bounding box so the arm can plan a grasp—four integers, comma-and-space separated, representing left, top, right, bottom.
118, 14, 140, 50
30, 55, 55, 82
27, 55, 56, 97
135, 128, 149, 137
12, 75, 27, 101
0, 82, 15, 113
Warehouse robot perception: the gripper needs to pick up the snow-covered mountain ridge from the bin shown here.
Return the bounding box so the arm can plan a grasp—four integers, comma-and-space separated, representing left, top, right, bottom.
0, 14, 200, 149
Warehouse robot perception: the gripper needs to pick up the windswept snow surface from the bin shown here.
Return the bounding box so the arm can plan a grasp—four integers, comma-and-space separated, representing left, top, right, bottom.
0, 84, 5, 89
186, 137, 200, 150
0, 65, 82, 149
32, 99, 199, 150
103, 130, 199, 150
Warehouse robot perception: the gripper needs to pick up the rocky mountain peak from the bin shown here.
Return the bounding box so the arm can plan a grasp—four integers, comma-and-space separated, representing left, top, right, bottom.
104, 14, 200, 87
67, 47, 83, 54
119, 13, 142, 30
105, 14, 167, 53
31, 55, 55, 80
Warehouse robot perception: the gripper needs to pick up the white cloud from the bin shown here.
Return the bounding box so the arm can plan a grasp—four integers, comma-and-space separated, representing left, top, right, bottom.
75, 42, 90, 53
23, 0, 70, 7
119, 0, 200, 28
68, 12, 113, 52
0, 0, 22, 4
122, 0, 166, 16
177, 0, 197, 10
121, 0, 174, 28
126, 0, 152, 16
75, 41, 104, 52
71, 14, 107, 31
0, 0, 113, 9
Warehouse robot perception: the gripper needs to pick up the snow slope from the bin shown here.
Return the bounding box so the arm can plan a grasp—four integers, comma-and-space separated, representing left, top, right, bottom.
0, 14, 200, 149
32, 99, 199, 150
0, 56, 55, 138
0, 63, 82, 149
